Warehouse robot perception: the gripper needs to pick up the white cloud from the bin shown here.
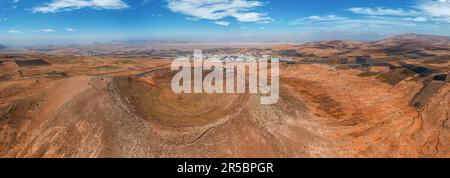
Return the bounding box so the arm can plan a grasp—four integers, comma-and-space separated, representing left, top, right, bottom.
418, 0, 450, 17
39, 28, 55, 32
214, 21, 230, 26
7, 30, 20, 33
416, 0, 450, 23
32, 0, 129, 13
66, 27, 76, 32
286, 1, 450, 37
307, 15, 347, 21
289, 15, 348, 25
348, 7, 418, 16
403, 17, 428, 22
289, 15, 419, 32
166, 0, 272, 24
347, 1, 450, 24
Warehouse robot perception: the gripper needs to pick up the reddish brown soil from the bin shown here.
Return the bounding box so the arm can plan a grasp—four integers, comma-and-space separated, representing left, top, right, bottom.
0, 55, 448, 158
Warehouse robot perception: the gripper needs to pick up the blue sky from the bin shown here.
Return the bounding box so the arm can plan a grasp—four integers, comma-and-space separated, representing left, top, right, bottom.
1, 0, 450, 45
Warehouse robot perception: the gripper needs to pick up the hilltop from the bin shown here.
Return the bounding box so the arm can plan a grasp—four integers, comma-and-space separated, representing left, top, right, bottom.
271, 34, 450, 58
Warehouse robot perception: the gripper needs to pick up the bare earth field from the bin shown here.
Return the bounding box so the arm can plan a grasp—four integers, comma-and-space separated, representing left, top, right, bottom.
0, 35, 449, 158
0, 57, 448, 158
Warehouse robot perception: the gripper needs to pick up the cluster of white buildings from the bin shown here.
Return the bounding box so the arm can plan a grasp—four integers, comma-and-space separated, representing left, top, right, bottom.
176, 52, 284, 63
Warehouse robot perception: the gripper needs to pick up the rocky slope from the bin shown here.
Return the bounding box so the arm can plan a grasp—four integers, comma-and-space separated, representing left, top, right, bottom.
0, 60, 448, 157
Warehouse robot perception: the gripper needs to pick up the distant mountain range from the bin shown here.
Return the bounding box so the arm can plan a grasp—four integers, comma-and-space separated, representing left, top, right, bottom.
271, 34, 450, 58
108, 40, 191, 45
302, 34, 450, 50
1, 34, 450, 57
369, 34, 450, 50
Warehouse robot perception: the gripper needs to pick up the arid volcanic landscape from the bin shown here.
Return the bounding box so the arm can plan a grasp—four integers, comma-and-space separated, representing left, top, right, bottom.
0, 34, 449, 158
